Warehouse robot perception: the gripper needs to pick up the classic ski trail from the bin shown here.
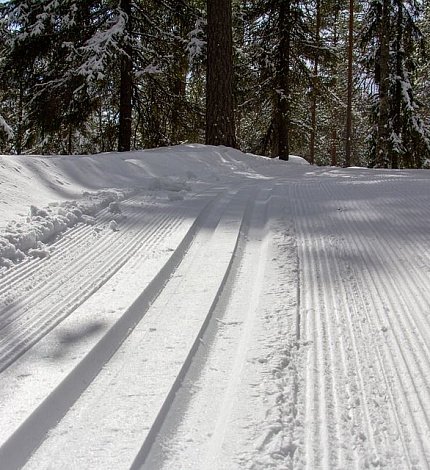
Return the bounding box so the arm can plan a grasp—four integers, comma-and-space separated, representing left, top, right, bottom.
291, 174, 430, 469
321, 178, 430, 467
18, 185, 254, 470
0, 192, 212, 371
142, 183, 302, 470
0, 187, 234, 469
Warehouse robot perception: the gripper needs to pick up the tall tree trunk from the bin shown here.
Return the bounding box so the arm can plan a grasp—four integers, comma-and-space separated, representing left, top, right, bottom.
375, 0, 391, 168
309, 0, 321, 165
206, 0, 236, 148
345, 0, 354, 167
118, 0, 133, 152
330, 5, 340, 167
392, 0, 403, 169
16, 80, 23, 155
331, 128, 338, 166
276, 0, 291, 161
171, 54, 188, 144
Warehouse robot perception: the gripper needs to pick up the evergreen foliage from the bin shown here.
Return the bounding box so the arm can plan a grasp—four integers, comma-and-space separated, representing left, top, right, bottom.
361, 0, 430, 167
0, 0, 429, 168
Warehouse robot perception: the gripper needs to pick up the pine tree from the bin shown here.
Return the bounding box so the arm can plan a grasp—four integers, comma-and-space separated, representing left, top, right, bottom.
206, 0, 236, 148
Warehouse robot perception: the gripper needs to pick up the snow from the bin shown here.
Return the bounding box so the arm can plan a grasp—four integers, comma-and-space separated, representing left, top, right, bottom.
0, 144, 430, 469
0, 114, 13, 140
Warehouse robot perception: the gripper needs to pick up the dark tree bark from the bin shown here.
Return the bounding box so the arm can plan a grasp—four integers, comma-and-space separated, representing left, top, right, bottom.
392, 0, 403, 169
309, 0, 321, 165
331, 128, 338, 166
276, 0, 291, 161
375, 0, 391, 168
330, 4, 340, 167
206, 0, 236, 148
118, 0, 133, 152
345, 0, 354, 167
171, 55, 188, 143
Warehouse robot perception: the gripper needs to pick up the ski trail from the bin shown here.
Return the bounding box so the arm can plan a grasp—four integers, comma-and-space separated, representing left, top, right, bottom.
142, 184, 302, 470
320, 180, 430, 467
22, 186, 253, 470
293, 181, 344, 469
292, 174, 430, 468
0, 188, 231, 470
199, 189, 271, 470
0, 192, 216, 371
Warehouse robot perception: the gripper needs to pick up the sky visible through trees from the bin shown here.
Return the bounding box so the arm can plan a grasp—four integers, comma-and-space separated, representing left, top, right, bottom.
0, 0, 429, 168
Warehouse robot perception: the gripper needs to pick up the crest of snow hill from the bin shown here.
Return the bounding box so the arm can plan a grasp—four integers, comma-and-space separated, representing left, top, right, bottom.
0, 145, 308, 269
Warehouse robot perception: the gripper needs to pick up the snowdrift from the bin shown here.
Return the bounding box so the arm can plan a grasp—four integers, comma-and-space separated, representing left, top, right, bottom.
0, 145, 305, 268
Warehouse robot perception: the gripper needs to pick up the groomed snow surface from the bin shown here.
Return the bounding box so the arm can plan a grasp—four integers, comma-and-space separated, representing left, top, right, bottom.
0, 144, 429, 470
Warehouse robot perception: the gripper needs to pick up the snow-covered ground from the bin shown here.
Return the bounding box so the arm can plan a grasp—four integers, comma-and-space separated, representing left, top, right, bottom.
0, 144, 429, 469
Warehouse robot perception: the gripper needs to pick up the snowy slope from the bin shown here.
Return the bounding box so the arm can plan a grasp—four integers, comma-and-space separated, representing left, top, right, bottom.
0, 145, 430, 470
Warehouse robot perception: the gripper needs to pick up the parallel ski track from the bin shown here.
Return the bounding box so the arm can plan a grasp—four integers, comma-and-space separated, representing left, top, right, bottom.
140, 184, 281, 470
0, 198, 161, 323
0, 199, 131, 297
292, 180, 348, 469
0, 188, 235, 470
322, 180, 430, 467
0, 193, 214, 372
22, 185, 254, 470
291, 175, 430, 469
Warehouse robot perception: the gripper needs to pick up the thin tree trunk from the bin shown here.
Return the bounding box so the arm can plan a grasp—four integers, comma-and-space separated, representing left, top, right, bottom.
309, 0, 321, 165
345, 0, 354, 167
331, 128, 337, 166
206, 0, 236, 148
16, 81, 23, 155
375, 0, 391, 168
330, 5, 340, 167
277, 0, 291, 161
392, 0, 402, 169
118, 0, 133, 152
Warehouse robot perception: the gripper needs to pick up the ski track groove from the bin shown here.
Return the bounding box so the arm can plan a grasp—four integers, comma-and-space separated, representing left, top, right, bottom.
21, 186, 253, 470
293, 181, 343, 469
301, 180, 386, 467
304, 181, 395, 466
0, 210, 180, 369
0, 194, 148, 298
199, 186, 271, 470
0, 188, 232, 470
291, 176, 430, 469
0, 213, 181, 371
0, 193, 149, 317
141, 185, 302, 470
0, 193, 216, 372
0, 207, 170, 332
331, 219, 414, 469
321, 179, 430, 467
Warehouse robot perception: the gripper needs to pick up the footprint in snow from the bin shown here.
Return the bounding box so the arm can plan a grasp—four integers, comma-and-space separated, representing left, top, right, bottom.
109, 220, 119, 231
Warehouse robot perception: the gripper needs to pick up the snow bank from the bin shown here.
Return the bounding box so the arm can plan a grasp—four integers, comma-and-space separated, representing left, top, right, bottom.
0, 189, 130, 268
0, 144, 303, 268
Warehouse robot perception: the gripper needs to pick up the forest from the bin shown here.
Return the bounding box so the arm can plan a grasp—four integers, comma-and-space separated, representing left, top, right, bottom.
0, 0, 429, 168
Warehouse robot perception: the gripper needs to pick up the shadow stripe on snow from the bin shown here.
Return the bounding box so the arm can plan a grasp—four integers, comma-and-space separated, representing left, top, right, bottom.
24, 185, 256, 470
0, 189, 231, 470
128, 186, 261, 470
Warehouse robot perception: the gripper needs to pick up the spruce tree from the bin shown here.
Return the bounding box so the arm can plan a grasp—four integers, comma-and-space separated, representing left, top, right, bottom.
362, 0, 430, 168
